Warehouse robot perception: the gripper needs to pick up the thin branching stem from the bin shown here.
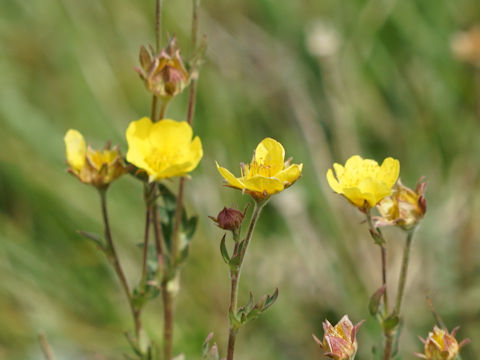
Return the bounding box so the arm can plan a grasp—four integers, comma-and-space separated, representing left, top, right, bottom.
99, 189, 141, 337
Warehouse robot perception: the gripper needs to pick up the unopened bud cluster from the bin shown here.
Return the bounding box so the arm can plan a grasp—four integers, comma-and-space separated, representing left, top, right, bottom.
313, 315, 364, 360
136, 37, 189, 99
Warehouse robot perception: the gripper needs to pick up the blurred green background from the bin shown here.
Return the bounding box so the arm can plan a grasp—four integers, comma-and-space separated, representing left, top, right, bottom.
1, 0, 480, 359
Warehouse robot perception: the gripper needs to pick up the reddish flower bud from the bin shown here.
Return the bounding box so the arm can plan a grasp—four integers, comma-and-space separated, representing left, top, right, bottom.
209, 207, 245, 232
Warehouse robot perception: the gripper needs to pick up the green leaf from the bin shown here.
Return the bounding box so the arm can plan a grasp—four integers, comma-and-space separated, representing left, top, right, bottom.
77, 230, 105, 250
182, 215, 198, 242
383, 314, 400, 332
157, 183, 177, 212
369, 284, 386, 316
220, 235, 230, 264
229, 310, 242, 330
263, 288, 279, 310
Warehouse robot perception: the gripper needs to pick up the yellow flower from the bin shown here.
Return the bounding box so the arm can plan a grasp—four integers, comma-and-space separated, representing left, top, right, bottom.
216, 138, 303, 200
326, 155, 400, 209
126, 117, 203, 182
64, 129, 127, 188
415, 326, 470, 360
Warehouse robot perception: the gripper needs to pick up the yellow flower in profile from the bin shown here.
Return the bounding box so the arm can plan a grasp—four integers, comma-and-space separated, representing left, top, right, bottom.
64, 129, 127, 188
415, 326, 470, 360
326, 155, 400, 209
216, 137, 303, 200
126, 117, 203, 182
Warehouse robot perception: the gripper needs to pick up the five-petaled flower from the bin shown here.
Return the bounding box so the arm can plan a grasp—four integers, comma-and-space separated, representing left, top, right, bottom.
216, 137, 303, 200
376, 177, 427, 230
313, 315, 364, 360
126, 117, 203, 182
326, 155, 400, 210
64, 129, 128, 188
415, 326, 470, 360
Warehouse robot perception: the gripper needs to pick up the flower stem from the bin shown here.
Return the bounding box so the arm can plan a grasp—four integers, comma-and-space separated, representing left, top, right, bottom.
366, 210, 389, 314
186, 0, 201, 125
98, 189, 141, 338
38, 333, 56, 360
226, 200, 266, 360
155, 0, 163, 52
394, 229, 415, 315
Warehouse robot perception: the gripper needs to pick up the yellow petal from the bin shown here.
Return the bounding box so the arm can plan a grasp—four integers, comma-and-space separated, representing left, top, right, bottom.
326, 168, 342, 194
377, 157, 400, 188
333, 163, 345, 180
216, 162, 245, 189
64, 129, 86, 171
126, 117, 154, 170
276, 163, 303, 185
341, 187, 367, 207
357, 178, 392, 207
183, 136, 203, 173
253, 137, 285, 174
242, 175, 284, 195
149, 119, 193, 151
344, 155, 364, 170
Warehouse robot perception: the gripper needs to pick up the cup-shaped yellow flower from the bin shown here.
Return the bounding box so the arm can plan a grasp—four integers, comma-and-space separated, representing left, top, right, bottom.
415, 326, 470, 360
64, 129, 128, 188
126, 117, 203, 182
216, 138, 303, 200
326, 155, 400, 210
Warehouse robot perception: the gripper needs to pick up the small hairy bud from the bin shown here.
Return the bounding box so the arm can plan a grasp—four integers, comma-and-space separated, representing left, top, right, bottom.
209, 207, 245, 232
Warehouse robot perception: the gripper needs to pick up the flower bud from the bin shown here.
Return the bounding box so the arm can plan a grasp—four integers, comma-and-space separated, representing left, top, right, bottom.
415, 326, 470, 360
64, 130, 128, 189
209, 207, 245, 232
313, 315, 364, 360
135, 37, 189, 99
376, 177, 427, 230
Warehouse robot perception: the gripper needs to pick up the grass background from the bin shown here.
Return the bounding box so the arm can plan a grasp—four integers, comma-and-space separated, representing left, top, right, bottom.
1, 0, 480, 359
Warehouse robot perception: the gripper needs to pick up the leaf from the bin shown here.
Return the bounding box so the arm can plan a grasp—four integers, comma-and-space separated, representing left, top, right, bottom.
369, 284, 386, 316
220, 235, 230, 264
229, 310, 242, 330
158, 183, 177, 212
383, 314, 400, 332
77, 230, 105, 250
182, 215, 198, 242
263, 288, 279, 310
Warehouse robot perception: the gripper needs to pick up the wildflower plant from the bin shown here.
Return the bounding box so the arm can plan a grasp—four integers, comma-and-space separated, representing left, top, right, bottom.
213, 138, 302, 360
326, 155, 428, 360
63, 1, 205, 359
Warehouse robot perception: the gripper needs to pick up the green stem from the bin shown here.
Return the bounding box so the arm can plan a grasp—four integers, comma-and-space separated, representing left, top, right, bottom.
366, 210, 389, 314
98, 189, 141, 338
155, 0, 163, 52
394, 230, 415, 315
226, 200, 266, 360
